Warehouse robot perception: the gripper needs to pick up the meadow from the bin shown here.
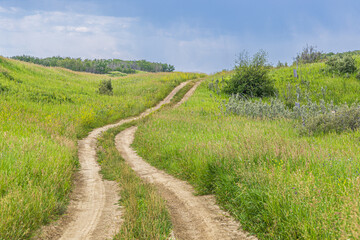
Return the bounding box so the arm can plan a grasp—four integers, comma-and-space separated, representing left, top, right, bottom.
0, 56, 202, 239
271, 60, 360, 105
133, 61, 360, 239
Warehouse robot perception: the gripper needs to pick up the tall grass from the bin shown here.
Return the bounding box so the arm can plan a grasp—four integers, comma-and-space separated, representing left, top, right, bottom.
0, 56, 202, 239
133, 75, 360, 239
97, 123, 172, 240
271, 59, 360, 105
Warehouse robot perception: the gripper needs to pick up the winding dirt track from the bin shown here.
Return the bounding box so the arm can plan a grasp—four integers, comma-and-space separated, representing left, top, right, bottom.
36, 81, 190, 240
173, 80, 202, 108
115, 83, 257, 240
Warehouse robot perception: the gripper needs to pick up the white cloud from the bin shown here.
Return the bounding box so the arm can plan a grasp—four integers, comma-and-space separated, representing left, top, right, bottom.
0, 5, 19, 14
53, 26, 91, 33
0, 10, 139, 60
0, 8, 240, 72
3, 6, 360, 73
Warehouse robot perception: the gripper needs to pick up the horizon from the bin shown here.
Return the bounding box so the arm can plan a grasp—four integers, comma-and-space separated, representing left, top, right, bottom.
1, 0, 360, 73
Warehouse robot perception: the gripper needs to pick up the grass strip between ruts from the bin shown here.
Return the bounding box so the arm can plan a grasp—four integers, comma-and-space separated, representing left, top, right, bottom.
96, 81, 199, 239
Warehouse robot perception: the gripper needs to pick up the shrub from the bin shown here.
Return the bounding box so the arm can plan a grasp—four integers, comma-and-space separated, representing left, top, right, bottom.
98, 79, 113, 95
356, 71, 360, 80
226, 92, 360, 135
302, 105, 360, 134
224, 50, 275, 97
295, 44, 322, 64
325, 55, 357, 74
226, 94, 292, 119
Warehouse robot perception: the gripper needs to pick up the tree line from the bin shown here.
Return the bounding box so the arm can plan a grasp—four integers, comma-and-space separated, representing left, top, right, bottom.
11, 56, 175, 74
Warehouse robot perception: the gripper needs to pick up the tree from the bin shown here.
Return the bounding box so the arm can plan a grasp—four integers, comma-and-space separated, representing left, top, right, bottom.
295, 44, 322, 64
11, 56, 175, 74
224, 50, 275, 97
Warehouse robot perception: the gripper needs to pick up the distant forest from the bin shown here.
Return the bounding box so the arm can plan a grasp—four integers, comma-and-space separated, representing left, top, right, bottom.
11, 55, 175, 74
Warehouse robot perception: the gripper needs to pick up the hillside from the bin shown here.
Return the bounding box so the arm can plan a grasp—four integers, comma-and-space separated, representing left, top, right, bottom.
0, 56, 202, 239
132, 58, 360, 239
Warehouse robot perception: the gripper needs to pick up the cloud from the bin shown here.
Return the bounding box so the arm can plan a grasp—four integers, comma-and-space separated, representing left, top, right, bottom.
3, 4, 360, 73
0, 7, 240, 73
0, 9, 139, 59
0, 6, 19, 14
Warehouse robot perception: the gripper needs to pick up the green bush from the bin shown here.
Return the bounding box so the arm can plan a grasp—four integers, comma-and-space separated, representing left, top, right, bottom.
98, 79, 113, 95
224, 50, 275, 97
325, 55, 357, 74
356, 71, 360, 80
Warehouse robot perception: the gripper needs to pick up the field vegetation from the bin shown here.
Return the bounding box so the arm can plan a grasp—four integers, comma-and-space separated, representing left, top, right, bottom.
0, 56, 202, 239
97, 122, 173, 240
133, 55, 360, 239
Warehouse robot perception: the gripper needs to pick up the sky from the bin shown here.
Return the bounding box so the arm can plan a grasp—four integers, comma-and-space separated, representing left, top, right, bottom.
1, 0, 360, 73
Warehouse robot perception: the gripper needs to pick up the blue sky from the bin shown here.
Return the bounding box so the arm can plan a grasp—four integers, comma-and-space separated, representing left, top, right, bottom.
0, 0, 360, 73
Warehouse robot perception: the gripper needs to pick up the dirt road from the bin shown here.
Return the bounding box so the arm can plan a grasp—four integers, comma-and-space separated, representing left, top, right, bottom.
115, 83, 257, 240
36, 81, 190, 240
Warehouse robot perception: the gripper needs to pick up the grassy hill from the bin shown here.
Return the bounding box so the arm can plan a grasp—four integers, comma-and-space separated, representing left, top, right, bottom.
271, 59, 360, 105
133, 59, 360, 239
0, 56, 203, 239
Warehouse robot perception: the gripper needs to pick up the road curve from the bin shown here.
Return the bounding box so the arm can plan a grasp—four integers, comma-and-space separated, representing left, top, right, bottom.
115, 81, 257, 240
36, 81, 191, 240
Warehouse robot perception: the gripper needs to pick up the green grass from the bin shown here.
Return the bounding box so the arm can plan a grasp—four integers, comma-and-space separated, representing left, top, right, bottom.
271, 60, 360, 105
0, 56, 202, 239
107, 71, 128, 77
168, 80, 196, 106
210, 58, 360, 106
97, 122, 172, 240
133, 72, 360, 239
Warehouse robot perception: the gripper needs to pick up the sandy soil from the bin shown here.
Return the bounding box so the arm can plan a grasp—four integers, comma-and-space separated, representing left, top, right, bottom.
35, 81, 190, 240
115, 81, 257, 240
173, 80, 202, 108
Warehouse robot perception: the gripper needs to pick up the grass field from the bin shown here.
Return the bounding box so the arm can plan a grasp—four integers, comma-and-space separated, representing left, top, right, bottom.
133, 62, 360, 239
0, 56, 203, 239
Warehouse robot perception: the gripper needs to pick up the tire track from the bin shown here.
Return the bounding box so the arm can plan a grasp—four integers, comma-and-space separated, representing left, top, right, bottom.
36, 81, 190, 240
115, 82, 257, 240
